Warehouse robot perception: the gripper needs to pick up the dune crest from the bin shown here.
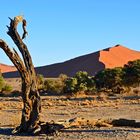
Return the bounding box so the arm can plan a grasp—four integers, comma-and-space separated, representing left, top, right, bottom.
99, 45, 140, 68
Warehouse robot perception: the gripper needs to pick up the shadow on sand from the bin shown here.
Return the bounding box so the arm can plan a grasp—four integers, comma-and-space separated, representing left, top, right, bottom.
61, 129, 140, 133
0, 128, 35, 136
0, 125, 140, 137
0, 128, 13, 135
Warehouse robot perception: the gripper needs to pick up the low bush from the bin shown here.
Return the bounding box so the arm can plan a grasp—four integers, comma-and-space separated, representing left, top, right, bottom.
0, 75, 13, 94
0, 76, 5, 92
44, 78, 65, 94
37, 74, 45, 90
64, 71, 96, 95
2, 84, 13, 93
95, 67, 123, 92
122, 59, 140, 86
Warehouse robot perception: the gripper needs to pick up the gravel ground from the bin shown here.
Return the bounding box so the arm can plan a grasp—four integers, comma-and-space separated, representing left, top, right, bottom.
0, 95, 140, 140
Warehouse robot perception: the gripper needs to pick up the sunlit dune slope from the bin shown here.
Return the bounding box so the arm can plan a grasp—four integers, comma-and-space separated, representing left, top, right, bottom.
99, 45, 140, 68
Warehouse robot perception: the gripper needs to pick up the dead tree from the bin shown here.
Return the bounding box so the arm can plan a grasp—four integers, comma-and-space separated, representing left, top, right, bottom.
0, 16, 41, 134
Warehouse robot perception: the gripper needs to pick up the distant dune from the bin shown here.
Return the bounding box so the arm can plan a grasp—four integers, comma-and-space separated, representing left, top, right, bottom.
2, 45, 140, 78
0, 63, 16, 73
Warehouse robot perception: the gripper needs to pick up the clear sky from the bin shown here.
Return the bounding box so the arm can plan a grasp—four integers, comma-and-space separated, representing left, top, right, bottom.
0, 0, 140, 66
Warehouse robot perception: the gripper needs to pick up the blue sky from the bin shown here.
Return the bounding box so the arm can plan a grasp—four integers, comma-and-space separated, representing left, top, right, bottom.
0, 0, 140, 66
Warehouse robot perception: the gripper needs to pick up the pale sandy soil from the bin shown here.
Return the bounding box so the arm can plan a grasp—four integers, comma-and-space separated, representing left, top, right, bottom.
0, 95, 140, 140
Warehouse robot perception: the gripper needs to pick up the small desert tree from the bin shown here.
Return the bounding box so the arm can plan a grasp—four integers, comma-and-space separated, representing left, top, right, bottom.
0, 16, 41, 134
64, 71, 95, 94
122, 59, 140, 87
95, 67, 123, 91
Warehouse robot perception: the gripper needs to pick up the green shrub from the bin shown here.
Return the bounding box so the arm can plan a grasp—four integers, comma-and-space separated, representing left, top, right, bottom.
64, 71, 95, 95
122, 59, 140, 86
64, 77, 78, 93
0, 76, 5, 92
0, 75, 13, 94
44, 78, 65, 94
59, 73, 68, 82
95, 67, 123, 92
75, 71, 95, 92
37, 74, 44, 90
2, 84, 13, 93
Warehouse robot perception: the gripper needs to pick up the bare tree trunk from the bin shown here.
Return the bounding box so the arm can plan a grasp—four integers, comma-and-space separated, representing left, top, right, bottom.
0, 16, 64, 135
0, 16, 41, 134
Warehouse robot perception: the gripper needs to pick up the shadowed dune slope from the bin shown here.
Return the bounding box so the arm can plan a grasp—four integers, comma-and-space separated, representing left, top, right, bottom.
3, 52, 105, 78
36, 51, 105, 77
2, 45, 140, 78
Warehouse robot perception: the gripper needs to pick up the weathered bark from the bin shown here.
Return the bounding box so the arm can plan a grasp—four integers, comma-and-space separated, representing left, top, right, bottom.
0, 16, 41, 134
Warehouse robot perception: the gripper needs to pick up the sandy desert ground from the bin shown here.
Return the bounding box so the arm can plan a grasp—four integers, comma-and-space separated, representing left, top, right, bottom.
0, 79, 140, 140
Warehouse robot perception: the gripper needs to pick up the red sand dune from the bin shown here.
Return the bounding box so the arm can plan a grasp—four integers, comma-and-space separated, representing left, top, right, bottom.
0, 63, 16, 73
99, 45, 140, 68
2, 45, 140, 78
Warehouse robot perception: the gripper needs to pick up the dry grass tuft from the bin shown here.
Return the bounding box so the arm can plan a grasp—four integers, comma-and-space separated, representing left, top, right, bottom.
59, 117, 113, 128
57, 117, 140, 129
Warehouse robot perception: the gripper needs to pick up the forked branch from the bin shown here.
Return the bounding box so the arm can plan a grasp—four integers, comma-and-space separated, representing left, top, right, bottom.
0, 39, 28, 80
